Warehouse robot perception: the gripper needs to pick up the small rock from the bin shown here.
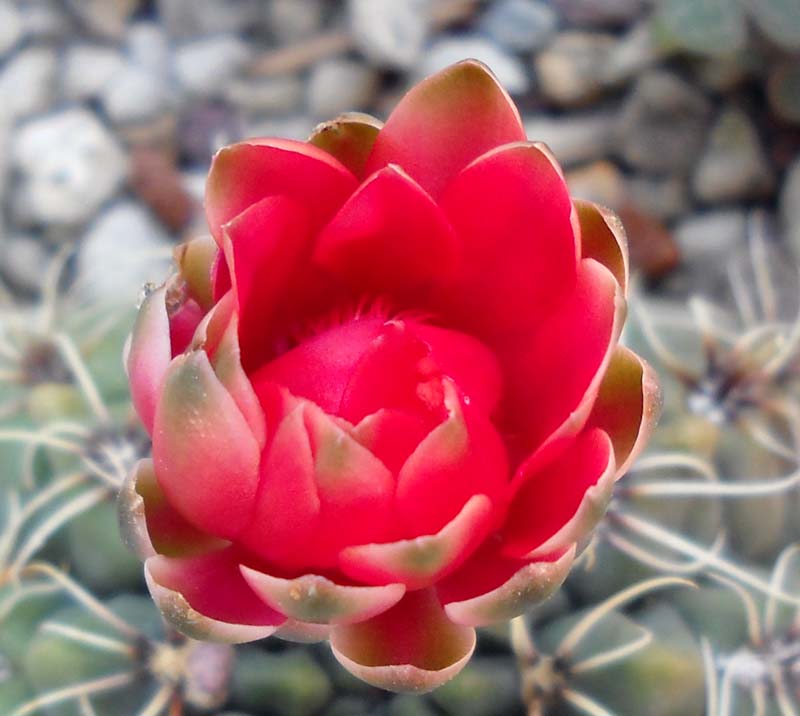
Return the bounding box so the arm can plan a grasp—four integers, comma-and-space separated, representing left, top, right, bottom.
12, 109, 127, 226
76, 202, 172, 303
566, 161, 626, 209
674, 209, 748, 269
626, 174, 689, 220
61, 44, 125, 101
419, 36, 530, 95
692, 51, 762, 93
225, 76, 303, 115
767, 60, 800, 125
0, 46, 58, 121
1, 234, 51, 292
618, 203, 681, 279
63, 0, 138, 39
349, 0, 430, 69
0, 2, 23, 58
692, 105, 774, 203
129, 146, 196, 233
174, 35, 251, 96
780, 158, 800, 257
127, 21, 171, 76
535, 31, 615, 106
19, 0, 74, 40
601, 20, 663, 86
616, 70, 711, 173
555, 0, 643, 26
179, 102, 244, 163
265, 0, 326, 43
101, 64, 171, 125
479, 0, 557, 52
307, 59, 379, 120
525, 111, 616, 167
157, 0, 261, 39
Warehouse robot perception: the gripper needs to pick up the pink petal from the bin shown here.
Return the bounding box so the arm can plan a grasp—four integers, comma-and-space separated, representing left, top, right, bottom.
351, 409, 431, 474
205, 137, 357, 243
118, 458, 227, 560
313, 165, 461, 296
145, 549, 285, 643
364, 60, 525, 199
240, 568, 405, 625
438, 545, 576, 627
438, 141, 578, 338
308, 112, 383, 179
168, 297, 205, 357
127, 286, 171, 434
501, 429, 616, 559
339, 494, 493, 590
576, 199, 629, 295
395, 379, 509, 536
152, 351, 261, 541
330, 588, 476, 693
586, 346, 661, 477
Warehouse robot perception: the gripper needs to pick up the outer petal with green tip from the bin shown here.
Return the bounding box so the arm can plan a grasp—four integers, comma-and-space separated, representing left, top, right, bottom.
308, 112, 383, 178
576, 200, 629, 295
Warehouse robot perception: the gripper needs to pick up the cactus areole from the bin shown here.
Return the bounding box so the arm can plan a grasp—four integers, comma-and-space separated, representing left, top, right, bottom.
121, 60, 659, 692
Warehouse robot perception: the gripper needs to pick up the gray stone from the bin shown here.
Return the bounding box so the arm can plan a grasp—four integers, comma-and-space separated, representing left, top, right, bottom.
524, 111, 615, 167
61, 44, 125, 101
127, 21, 171, 77
12, 109, 127, 226
601, 20, 663, 86
307, 59, 379, 119
419, 36, 530, 95
244, 115, 315, 143
780, 158, 800, 257
0, 2, 23, 58
157, 0, 261, 39
566, 161, 626, 209
627, 174, 689, 220
534, 31, 615, 106
2, 233, 51, 292
479, 0, 557, 52
63, 0, 138, 39
349, 0, 430, 69
555, 0, 643, 26
19, 0, 74, 40
616, 70, 712, 173
265, 0, 326, 43
76, 202, 172, 304
225, 76, 303, 115
0, 46, 58, 121
174, 35, 251, 96
101, 65, 171, 125
674, 209, 748, 265
692, 105, 774, 203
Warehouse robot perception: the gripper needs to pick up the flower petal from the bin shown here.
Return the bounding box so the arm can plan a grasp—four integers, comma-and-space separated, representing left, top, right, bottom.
339, 495, 493, 590
127, 286, 171, 434
330, 588, 476, 693
239, 568, 405, 625
145, 549, 285, 643
502, 429, 616, 559
313, 165, 461, 296
438, 545, 576, 627
308, 112, 383, 178
438, 141, 579, 338
364, 60, 525, 198
152, 351, 261, 540
205, 138, 357, 243
174, 235, 219, 311
576, 199, 629, 295
395, 380, 508, 536
351, 409, 431, 474
586, 346, 661, 476
118, 458, 227, 560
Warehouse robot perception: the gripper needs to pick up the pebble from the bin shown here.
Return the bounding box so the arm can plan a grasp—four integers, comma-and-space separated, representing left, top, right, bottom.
767, 60, 800, 125
129, 146, 196, 233
63, 0, 138, 40
419, 36, 530, 95
674, 209, 748, 271
478, 0, 557, 52
127, 21, 171, 77
566, 161, 626, 209
0, 1, 23, 58
225, 76, 304, 116
76, 202, 172, 304
19, 0, 74, 40
12, 109, 127, 226
535, 31, 615, 106
525, 111, 616, 167
616, 70, 711, 173
617, 203, 680, 279
601, 20, 663, 86
157, 0, 261, 39
101, 64, 171, 125
780, 158, 800, 257
264, 0, 326, 43
626, 174, 689, 220
0, 46, 58, 121
61, 44, 125, 101
1, 233, 51, 292
307, 59, 379, 120
692, 105, 774, 203
174, 35, 251, 96
555, 0, 644, 26
349, 0, 430, 69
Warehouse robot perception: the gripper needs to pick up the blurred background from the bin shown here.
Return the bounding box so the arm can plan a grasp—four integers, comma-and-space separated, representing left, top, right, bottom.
1, 1, 800, 716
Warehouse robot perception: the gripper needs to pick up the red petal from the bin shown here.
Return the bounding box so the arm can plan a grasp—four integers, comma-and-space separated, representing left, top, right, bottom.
351, 409, 431, 474
240, 568, 405, 625
330, 588, 476, 693
501, 429, 616, 558
168, 297, 205, 357
145, 549, 285, 643
205, 138, 357, 243
438, 141, 578, 338
364, 60, 525, 199
395, 379, 509, 536
339, 494, 493, 590
152, 351, 261, 540
313, 165, 460, 296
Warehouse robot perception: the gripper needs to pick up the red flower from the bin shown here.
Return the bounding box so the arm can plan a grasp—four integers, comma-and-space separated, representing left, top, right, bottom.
122, 61, 659, 692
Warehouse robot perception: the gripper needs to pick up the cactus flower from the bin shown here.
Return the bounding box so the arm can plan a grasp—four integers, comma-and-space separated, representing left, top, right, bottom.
121, 60, 659, 693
